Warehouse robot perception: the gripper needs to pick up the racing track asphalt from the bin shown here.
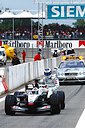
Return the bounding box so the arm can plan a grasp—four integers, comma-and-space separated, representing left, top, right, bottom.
0, 84, 85, 128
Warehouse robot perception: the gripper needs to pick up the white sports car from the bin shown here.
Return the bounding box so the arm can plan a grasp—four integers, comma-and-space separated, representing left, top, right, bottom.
56, 59, 85, 85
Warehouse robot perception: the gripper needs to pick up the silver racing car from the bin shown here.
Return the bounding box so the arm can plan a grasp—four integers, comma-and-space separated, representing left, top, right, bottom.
5, 69, 65, 115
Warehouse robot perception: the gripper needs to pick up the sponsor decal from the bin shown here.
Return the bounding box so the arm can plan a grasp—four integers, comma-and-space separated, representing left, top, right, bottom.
3, 40, 30, 48
2, 40, 37, 48
79, 40, 85, 47
45, 40, 72, 49
37, 40, 44, 48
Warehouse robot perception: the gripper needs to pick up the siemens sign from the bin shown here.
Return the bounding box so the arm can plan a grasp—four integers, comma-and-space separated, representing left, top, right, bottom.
47, 5, 85, 19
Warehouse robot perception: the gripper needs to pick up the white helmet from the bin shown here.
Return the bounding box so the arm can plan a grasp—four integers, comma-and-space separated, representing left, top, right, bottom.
44, 68, 52, 78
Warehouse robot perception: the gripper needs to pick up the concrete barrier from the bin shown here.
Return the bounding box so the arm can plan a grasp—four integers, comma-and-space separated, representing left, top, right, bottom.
4, 57, 61, 92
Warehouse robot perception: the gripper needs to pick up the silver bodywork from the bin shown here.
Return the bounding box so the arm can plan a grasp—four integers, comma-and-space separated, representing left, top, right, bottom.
56, 60, 85, 84
12, 76, 60, 112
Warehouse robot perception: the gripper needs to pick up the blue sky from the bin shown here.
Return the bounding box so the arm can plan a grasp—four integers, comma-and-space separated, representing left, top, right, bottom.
0, 0, 75, 26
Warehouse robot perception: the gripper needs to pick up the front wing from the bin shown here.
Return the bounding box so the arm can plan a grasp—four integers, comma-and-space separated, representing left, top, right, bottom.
11, 105, 51, 113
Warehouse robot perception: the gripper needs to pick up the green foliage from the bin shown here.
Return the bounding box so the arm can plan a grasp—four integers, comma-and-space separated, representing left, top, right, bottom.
14, 19, 31, 30
0, 19, 12, 31
73, 19, 85, 28
0, 18, 85, 33
0, 18, 31, 31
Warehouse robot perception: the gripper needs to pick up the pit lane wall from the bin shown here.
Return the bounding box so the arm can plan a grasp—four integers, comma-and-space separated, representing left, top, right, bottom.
4, 57, 61, 92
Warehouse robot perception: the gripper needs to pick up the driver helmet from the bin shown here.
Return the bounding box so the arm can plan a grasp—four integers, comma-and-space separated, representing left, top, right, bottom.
44, 68, 52, 79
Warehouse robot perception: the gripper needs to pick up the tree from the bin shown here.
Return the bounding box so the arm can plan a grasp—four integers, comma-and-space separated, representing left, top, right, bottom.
0, 19, 13, 31
73, 19, 85, 28
14, 19, 31, 31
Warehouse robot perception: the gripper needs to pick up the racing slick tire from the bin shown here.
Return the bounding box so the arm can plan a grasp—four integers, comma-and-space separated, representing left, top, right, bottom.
57, 91, 65, 109
50, 93, 61, 114
5, 95, 16, 115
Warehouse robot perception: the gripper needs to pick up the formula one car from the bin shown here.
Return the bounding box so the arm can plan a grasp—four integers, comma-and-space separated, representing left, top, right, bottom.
5, 77, 65, 115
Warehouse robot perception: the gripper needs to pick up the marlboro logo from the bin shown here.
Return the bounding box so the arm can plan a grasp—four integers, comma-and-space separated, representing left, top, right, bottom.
79, 40, 85, 47
37, 41, 44, 47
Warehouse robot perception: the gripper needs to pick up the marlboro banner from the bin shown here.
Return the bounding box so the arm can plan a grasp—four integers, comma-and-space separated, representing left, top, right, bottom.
0, 39, 85, 49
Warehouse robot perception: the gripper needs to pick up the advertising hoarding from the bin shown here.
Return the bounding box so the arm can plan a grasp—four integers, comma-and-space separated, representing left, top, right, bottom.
47, 4, 85, 19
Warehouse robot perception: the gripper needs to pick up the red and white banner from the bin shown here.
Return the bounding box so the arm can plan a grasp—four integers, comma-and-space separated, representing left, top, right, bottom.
0, 39, 85, 49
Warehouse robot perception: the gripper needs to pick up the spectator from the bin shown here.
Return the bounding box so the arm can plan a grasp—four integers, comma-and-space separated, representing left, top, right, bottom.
53, 50, 58, 57
21, 50, 26, 62
12, 54, 21, 65
34, 52, 41, 61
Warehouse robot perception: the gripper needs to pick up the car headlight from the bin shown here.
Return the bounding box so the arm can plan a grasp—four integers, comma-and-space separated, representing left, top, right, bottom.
79, 72, 82, 75
79, 72, 85, 75
83, 72, 85, 75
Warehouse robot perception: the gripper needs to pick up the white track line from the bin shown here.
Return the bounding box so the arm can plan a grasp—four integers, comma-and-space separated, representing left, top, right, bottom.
0, 96, 6, 102
75, 109, 85, 128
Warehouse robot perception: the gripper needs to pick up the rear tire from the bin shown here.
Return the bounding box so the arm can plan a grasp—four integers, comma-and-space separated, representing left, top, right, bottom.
5, 95, 16, 115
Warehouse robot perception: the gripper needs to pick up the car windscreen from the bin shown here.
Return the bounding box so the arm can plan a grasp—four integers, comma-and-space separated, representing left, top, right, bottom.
59, 61, 84, 68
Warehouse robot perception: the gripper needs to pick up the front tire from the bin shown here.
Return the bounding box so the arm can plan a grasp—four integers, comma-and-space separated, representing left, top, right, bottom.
5, 95, 16, 115
50, 93, 61, 114
57, 91, 65, 109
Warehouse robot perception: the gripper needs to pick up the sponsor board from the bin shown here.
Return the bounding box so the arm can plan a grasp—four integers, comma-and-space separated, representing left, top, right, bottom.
1, 40, 37, 48
0, 40, 85, 49
47, 4, 85, 19
45, 40, 79, 49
